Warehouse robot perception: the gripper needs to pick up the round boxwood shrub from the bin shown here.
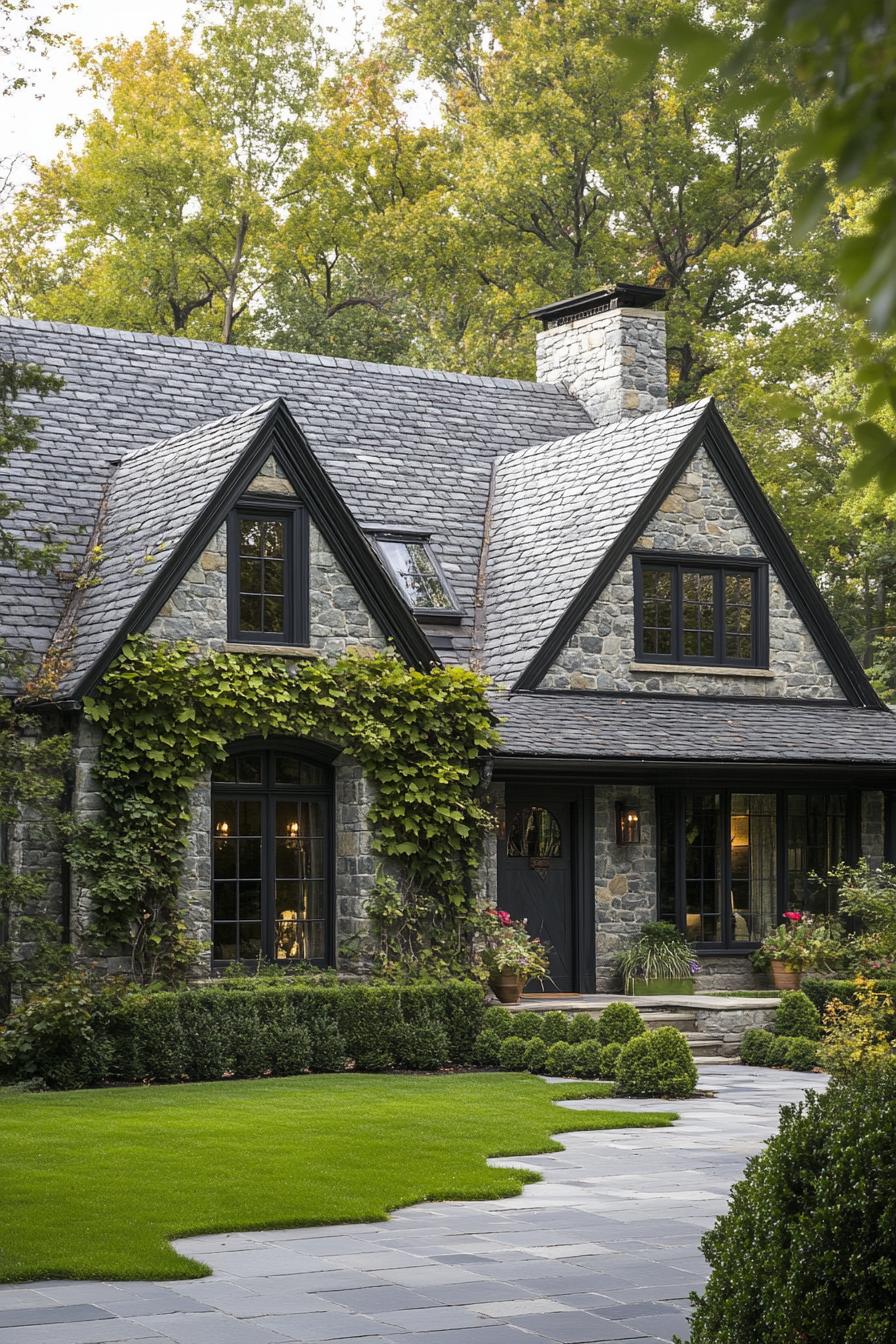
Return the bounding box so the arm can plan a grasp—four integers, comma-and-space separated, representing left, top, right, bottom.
498, 1035, 529, 1070
482, 1005, 515, 1039
544, 1041, 577, 1076
595, 1002, 645, 1046
765, 1035, 790, 1068
740, 1027, 774, 1066
599, 1041, 624, 1079
473, 1028, 503, 1066
779, 1036, 819, 1072
572, 1040, 604, 1079
523, 1037, 548, 1074
394, 1022, 451, 1071
616, 1026, 697, 1098
510, 1011, 543, 1039
539, 1010, 571, 1044
567, 1014, 599, 1043
774, 990, 821, 1041
689, 1072, 896, 1343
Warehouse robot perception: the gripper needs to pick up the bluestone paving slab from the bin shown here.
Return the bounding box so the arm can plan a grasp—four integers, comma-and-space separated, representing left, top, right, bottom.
4, 1069, 821, 1344
0, 1313, 114, 1331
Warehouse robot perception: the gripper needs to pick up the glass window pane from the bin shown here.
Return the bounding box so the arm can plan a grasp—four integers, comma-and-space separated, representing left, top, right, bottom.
730, 793, 777, 943
238, 838, 262, 879
261, 520, 285, 558
240, 924, 262, 959
240, 557, 262, 592
239, 594, 263, 632
236, 754, 263, 784
264, 560, 285, 596
238, 800, 262, 834
377, 538, 454, 610
274, 755, 327, 787
506, 806, 561, 857
787, 792, 846, 915
213, 923, 238, 960
263, 595, 285, 634
240, 519, 262, 555
657, 792, 677, 924
239, 881, 262, 920
213, 881, 237, 920
213, 799, 237, 837
213, 838, 236, 879
684, 792, 721, 943
212, 756, 237, 783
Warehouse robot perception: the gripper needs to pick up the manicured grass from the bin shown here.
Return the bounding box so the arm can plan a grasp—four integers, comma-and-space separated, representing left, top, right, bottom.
0, 1072, 673, 1284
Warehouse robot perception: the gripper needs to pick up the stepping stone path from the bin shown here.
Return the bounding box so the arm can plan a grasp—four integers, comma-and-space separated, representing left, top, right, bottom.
0, 1067, 822, 1344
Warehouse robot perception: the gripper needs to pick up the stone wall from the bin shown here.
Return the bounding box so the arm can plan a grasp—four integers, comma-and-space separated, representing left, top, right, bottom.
862, 790, 886, 868
535, 307, 668, 425
5, 722, 66, 982
694, 956, 767, 992
334, 755, 378, 951
693, 1004, 778, 1058
594, 783, 656, 990
542, 448, 845, 700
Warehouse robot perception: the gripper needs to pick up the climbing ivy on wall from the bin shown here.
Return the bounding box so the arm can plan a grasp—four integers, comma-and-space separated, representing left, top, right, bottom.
69, 637, 499, 981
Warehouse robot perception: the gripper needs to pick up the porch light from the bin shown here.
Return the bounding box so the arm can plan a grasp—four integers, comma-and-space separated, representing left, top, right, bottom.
215, 820, 230, 837
615, 800, 641, 845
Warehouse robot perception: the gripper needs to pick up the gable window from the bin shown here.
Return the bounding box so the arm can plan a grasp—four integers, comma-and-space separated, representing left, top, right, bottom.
227, 503, 308, 644
635, 553, 767, 668
373, 533, 460, 616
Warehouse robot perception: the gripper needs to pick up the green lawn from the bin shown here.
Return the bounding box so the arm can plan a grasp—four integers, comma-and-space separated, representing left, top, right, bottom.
0, 1072, 673, 1284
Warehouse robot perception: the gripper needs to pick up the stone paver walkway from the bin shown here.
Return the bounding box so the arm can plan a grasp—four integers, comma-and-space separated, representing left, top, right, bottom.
0, 1067, 822, 1344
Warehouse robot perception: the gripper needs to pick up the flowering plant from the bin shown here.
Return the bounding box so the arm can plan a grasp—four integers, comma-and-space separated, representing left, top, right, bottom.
759, 911, 844, 972
479, 908, 551, 980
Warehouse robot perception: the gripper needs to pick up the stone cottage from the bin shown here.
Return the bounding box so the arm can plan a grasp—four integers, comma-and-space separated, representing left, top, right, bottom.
3, 282, 896, 991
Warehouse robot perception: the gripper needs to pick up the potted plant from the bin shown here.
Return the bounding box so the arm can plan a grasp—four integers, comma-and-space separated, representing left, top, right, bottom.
480, 908, 551, 1003
758, 911, 843, 989
616, 921, 700, 996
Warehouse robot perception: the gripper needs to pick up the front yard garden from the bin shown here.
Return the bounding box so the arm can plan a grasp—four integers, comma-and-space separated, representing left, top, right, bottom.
0, 1071, 673, 1284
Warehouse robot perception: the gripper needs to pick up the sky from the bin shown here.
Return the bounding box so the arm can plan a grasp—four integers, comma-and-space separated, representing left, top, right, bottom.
1, 0, 388, 166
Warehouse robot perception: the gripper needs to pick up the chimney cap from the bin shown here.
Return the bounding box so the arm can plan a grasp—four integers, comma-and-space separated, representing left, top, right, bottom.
530, 282, 666, 329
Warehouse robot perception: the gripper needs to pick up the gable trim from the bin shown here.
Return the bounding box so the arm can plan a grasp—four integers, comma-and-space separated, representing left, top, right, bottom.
73, 399, 437, 698
513, 400, 883, 708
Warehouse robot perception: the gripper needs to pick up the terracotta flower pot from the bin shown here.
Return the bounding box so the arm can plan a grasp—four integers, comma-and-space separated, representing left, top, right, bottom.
489, 971, 526, 1004
770, 959, 802, 990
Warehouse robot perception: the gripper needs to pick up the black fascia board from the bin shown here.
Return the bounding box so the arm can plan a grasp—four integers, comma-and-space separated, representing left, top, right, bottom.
490, 754, 896, 786
74, 399, 438, 698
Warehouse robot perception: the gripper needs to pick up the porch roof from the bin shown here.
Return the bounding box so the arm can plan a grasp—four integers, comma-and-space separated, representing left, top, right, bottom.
490, 691, 896, 769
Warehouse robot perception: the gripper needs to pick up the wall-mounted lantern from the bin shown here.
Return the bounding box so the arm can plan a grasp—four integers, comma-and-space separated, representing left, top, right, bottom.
615, 800, 641, 845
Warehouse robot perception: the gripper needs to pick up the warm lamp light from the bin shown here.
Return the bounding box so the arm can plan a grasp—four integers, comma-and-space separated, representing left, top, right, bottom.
287, 820, 300, 838
615, 800, 641, 845
215, 820, 230, 837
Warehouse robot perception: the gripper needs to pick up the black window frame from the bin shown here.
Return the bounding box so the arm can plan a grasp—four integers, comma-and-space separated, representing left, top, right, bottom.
210, 741, 336, 968
656, 787, 860, 952
633, 550, 769, 669
227, 498, 309, 645
370, 529, 462, 623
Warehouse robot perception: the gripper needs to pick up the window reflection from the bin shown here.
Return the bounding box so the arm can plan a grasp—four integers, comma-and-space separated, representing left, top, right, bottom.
507, 806, 561, 858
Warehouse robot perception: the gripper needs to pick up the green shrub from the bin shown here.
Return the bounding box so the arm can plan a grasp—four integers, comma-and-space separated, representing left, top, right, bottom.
544, 1041, 577, 1076
774, 990, 821, 1040
764, 1035, 790, 1068
595, 1001, 645, 1046
473, 1028, 503, 1066
482, 1005, 515, 1039
740, 1027, 774, 1066
538, 1010, 570, 1044
567, 1014, 599, 1043
599, 1041, 624, 1079
510, 1011, 543, 1039
571, 1040, 603, 1079
689, 1072, 896, 1343
778, 1036, 819, 1072
0, 975, 118, 1089
803, 976, 896, 1024
498, 1035, 529, 1070
392, 1021, 450, 1070
616, 1026, 697, 1098
523, 1037, 548, 1074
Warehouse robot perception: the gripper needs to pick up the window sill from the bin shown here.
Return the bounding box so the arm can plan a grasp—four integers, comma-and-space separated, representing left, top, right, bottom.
223, 642, 322, 658
630, 661, 773, 679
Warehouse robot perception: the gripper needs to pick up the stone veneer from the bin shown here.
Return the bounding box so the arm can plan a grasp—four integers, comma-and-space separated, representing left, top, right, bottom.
594, 784, 657, 989
542, 447, 845, 699
535, 307, 668, 425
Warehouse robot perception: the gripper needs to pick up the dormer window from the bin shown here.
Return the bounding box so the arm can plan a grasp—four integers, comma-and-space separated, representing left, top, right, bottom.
373, 532, 460, 618
634, 552, 767, 668
227, 502, 308, 645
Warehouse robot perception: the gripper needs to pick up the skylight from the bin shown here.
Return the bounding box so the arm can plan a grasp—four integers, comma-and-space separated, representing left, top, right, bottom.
374, 535, 459, 614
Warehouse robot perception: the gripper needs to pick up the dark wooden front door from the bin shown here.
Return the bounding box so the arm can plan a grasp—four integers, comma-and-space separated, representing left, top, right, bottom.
497, 787, 577, 992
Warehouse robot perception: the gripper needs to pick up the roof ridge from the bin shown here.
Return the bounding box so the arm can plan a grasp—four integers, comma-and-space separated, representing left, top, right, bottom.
0, 314, 562, 395
495, 396, 713, 467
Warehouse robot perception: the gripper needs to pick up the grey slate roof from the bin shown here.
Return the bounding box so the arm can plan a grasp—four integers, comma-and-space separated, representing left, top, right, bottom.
481, 399, 710, 687
0, 316, 592, 675
491, 692, 896, 764
56, 401, 277, 693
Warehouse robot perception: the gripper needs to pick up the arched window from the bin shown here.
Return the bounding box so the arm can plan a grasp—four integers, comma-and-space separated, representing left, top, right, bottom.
506, 806, 561, 858
211, 745, 333, 964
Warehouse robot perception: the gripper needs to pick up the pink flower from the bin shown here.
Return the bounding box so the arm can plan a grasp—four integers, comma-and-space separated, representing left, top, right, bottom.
783, 911, 803, 923
496, 909, 512, 926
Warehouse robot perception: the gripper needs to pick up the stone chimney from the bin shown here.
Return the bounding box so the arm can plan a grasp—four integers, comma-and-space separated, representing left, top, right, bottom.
531, 282, 668, 426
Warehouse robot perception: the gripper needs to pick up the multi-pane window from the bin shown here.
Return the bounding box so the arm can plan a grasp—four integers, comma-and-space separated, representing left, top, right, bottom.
658, 789, 853, 947
227, 506, 307, 644
636, 555, 765, 667
211, 748, 331, 964
375, 536, 459, 614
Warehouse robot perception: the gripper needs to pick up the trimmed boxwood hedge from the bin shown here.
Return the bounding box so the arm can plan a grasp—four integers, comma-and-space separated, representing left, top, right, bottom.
803, 977, 896, 1023
0, 978, 485, 1089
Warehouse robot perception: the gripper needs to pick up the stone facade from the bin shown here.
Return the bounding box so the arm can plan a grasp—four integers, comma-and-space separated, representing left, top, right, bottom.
542, 448, 845, 700
693, 1004, 778, 1058
535, 307, 668, 425
594, 784, 657, 990
862, 790, 886, 868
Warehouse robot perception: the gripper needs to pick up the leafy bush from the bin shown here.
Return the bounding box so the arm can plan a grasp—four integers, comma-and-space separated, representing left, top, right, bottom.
523, 1037, 548, 1074
509, 1011, 543, 1039
567, 1014, 599, 1043
544, 1041, 577, 1076
803, 976, 896, 1025
482, 1005, 515, 1039
819, 977, 895, 1078
740, 1027, 774, 1066
778, 1036, 819, 1072
473, 1028, 503, 1066
538, 1010, 571, 1044
0, 974, 118, 1089
595, 1001, 645, 1046
599, 1041, 624, 1079
498, 1035, 528, 1070
393, 1022, 450, 1070
616, 921, 698, 992
571, 1040, 603, 1078
688, 1072, 896, 1343
616, 1026, 697, 1098
774, 990, 821, 1040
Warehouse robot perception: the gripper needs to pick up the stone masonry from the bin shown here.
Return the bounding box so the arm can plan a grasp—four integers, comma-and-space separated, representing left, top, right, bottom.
594, 783, 656, 990
536, 306, 668, 425
542, 447, 845, 699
